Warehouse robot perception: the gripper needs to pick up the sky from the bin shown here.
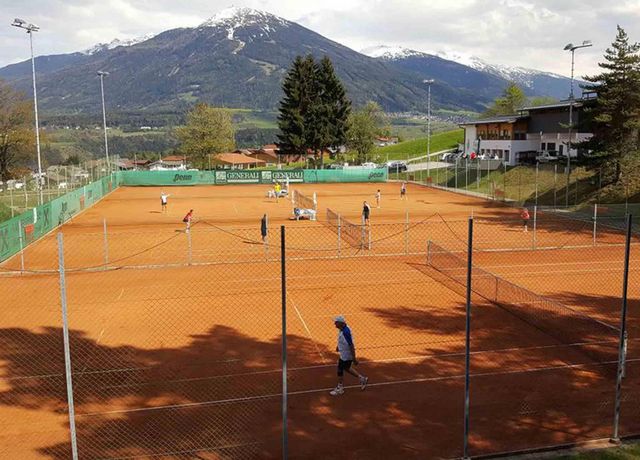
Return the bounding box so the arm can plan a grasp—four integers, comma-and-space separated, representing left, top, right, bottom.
2, 0, 639, 76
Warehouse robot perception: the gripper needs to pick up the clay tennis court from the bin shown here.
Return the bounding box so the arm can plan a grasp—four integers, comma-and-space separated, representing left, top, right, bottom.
1, 182, 638, 459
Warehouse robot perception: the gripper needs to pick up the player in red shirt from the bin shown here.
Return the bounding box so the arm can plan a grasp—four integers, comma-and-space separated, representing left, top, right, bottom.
521, 207, 530, 232
183, 209, 194, 233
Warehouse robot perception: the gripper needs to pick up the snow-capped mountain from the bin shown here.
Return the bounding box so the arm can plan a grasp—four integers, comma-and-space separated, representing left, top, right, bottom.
362, 45, 576, 100
360, 45, 424, 60
82, 34, 156, 55
0, 7, 575, 115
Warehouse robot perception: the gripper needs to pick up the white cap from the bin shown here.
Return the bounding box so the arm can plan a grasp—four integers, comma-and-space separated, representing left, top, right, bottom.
333, 315, 346, 324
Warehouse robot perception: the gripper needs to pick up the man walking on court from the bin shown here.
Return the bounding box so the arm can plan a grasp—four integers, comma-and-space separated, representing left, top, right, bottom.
330, 315, 368, 396
375, 189, 381, 208
400, 181, 407, 200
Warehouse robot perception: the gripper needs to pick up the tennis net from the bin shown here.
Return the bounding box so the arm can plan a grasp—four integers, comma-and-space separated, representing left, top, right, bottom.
292, 190, 317, 211
427, 241, 620, 363
326, 208, 370, 249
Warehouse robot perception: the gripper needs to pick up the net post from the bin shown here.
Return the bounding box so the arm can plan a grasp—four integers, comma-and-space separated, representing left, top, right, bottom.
593, 204, 598, 246
57, 233, 79, 460
103, 218, 109, 269
337, 214, 342, 258
532, 205, 538, 250
18, 220, 25, 273
611, 213, 632, 444
280, 225, 288, 460
427, 240, 432, 265
463, 217, 474, 460
187, 227, 193, 265
404, 209, 409, 255
264, 214, 269, 261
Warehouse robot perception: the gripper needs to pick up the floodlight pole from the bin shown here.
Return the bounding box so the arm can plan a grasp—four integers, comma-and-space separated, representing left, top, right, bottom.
564, 41, 592, 207
98, 71, 111, 173
12, 19, 43, 205
424, 79, 435, 180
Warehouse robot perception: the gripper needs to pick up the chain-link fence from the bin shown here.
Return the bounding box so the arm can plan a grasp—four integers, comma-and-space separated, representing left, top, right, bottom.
0, 158, 114, 222
393, 160, 614, 209
1, 213, 638, 458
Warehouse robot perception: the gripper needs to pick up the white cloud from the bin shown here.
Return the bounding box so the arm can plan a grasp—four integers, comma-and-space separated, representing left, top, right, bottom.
0, 0, 638, 77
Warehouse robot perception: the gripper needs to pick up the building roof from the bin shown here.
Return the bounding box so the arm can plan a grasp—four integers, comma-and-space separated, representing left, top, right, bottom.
210, 153, 266, 166
162, 155, 187, 162
459, 115, 525, 126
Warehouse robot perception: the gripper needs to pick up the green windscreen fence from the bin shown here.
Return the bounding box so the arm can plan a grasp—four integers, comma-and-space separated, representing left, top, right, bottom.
119, 168, 387, 186
0, 173, 123, 264
0, 168, 387, 264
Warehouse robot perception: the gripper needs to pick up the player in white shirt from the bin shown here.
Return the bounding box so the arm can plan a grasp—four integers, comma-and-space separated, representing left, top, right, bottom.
330, 315, 368, 395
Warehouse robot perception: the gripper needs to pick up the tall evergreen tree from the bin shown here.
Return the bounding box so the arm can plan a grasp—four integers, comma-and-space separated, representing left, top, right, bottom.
277, 55, 350, 168
483, 82, 527, 116
582, 26, 640, 182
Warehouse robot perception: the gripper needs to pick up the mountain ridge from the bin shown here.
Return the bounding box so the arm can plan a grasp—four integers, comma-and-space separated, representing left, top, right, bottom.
0, 7, 576, 116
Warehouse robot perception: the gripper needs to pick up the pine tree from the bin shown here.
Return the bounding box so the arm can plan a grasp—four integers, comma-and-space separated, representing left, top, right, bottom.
313, 57, 351, 168
483, 82, 527, 116
277, 55, 351, 168
277, 57, 308, 157
582, 26, 640, 183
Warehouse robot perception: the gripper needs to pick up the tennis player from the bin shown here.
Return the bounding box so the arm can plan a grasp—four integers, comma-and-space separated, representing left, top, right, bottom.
521, 207, 530, 232
160, 191, 170, 213
400, 181, 407, 200
362, 201, 371, 225
330, 315, 368, 396
183, 209, 194, 233
375, 189, 381, 208
274, 182, 282, 202
261, 214, 268, 242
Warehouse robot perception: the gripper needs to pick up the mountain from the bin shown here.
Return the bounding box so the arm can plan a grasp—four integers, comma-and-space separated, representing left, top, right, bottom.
0, 7, 571, 117
363, 45, 576, 101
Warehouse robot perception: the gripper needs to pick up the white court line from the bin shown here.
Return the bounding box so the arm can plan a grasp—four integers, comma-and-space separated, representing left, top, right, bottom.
289, 292, 328, 364
77, 357, 640, 418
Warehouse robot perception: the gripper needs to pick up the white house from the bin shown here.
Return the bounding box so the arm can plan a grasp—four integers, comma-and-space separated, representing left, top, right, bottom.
460, 95, 596, 166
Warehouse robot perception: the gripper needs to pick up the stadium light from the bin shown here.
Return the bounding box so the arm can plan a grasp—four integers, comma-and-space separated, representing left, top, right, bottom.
423, 79, 435, 179
97, 71, 111, 172
11, 17, 43, 204
563, 40, 592, 206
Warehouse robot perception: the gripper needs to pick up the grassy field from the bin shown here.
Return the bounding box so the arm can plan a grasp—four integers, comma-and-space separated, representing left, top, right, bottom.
553, 442, 640, 459
375, 129, 464, 161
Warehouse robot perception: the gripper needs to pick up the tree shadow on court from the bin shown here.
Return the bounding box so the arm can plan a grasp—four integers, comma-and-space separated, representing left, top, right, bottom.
0, 286, 638, 458
0, 323, 468, 459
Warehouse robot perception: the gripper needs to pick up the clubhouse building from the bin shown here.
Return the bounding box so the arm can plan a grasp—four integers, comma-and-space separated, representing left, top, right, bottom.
460, 94, 596, 166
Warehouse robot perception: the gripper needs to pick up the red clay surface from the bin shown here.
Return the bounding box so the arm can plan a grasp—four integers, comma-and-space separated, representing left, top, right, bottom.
0, 182, 638, 459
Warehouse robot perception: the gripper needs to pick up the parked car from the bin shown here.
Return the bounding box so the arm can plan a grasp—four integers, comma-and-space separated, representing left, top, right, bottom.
387, 161, 407, 173
361, 162, 377, 169
536, 151, 559, 163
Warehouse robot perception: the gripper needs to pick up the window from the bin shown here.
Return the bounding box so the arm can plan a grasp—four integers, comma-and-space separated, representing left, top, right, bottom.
541, 142, 546, 151
559, 145, 564, 155
504, 150, 510, 162
547, 142, 556, 151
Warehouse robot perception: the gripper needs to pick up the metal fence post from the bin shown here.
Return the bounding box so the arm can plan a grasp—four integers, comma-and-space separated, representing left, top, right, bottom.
280, 226, 288, 460
535, 162, 539, 207
18, 220, 25, 273
10, 187, 14, 217
593, 204, 598, 246
612, 214, 632, 443
337, 214, 342, 258
404, 209, 409, 255
427, 240, 432, 265
554, 164, 558, 209
532, 205, 537, 250
264, 215, 269, 261
57, 233, 79, 460
103, 218, 109, 269
463, 217, 474, 460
